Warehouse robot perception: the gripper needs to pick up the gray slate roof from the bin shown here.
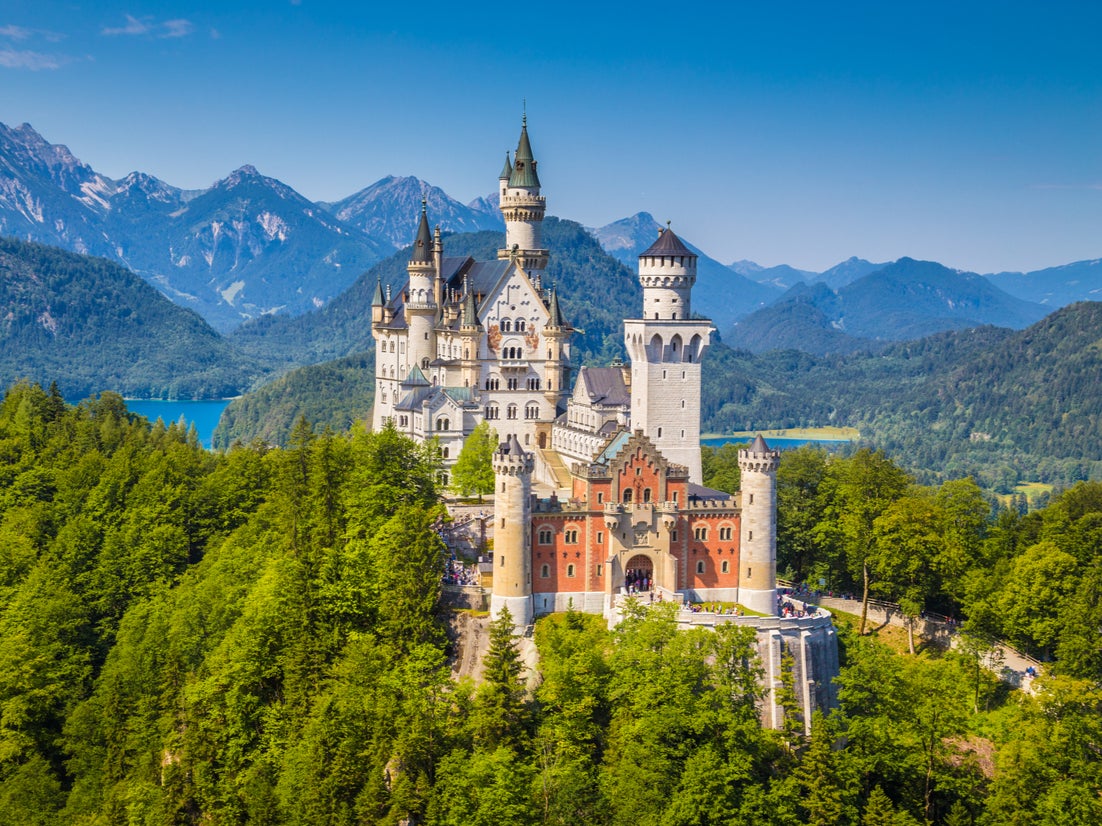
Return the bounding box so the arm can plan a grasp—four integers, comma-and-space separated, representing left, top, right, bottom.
579, 366, 630, 407
641, 226, 694, 258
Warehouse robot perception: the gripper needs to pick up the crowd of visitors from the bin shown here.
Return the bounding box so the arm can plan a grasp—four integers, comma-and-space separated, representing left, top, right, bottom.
443, 558, 479, 587
623, 567, 653, 594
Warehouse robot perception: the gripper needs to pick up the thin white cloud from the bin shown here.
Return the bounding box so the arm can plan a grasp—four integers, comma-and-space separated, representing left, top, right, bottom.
101, 14, 197, 38
0, 24, 32, 40
161, 19, 194, 38
0, 23, 64, 42
102, 14, 151, 36
0, 48, 64, 70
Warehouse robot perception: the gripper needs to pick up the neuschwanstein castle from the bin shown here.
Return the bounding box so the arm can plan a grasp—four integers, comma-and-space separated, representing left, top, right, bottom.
369, 120, 837, 720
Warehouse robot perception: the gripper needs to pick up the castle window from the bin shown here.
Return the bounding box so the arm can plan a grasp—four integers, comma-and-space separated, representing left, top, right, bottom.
501, 482, 506, 493
436, 417, 450, 431
597, 492, 604, 504
500, 554, 504, 565
672, 491, 678, 503
517, 319, 526, 332
719, 526, 733, 541
486, 405, 499, 419
507, 377, 518, 390
643, 488, 652, 503
597, 531, 604, 544
696, 560, 706, 575
657, 427, 663, 438
749, 531, 753, 541
747, 567, 752, 578
564, 529, 579, 544
681, 429, 685, 439
538, 528, 553, 544
502, 320, 512, 332
540, 564, 550, 578
567, 564, 576, 577
681, 399, 686, 408
442, 447, 450, 459
596, 564, 602, 577
623, 489, 633, 504
671, 530, 678, 542
722, 560, 730, 574
525, 404, 539, 419
694, 526, 707, 541
749, 493, 754, 505
507, 404, 518, 419
399, 415, 408, 427
382, 393, 388, 403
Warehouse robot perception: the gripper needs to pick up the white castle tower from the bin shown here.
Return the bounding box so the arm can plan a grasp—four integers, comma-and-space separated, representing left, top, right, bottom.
498, 115, 549, 276
623, 226, 713, 483
406, 201, 437, 373
737, 435, 780, 615
491, 434, 534, 629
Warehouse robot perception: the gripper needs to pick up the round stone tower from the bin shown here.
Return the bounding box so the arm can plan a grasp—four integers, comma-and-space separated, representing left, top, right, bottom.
638, 221, 697, 320
406, 200, 437, 374
491, 433, 534, 629
738, 434, 781, 615
498, 115, 549, 275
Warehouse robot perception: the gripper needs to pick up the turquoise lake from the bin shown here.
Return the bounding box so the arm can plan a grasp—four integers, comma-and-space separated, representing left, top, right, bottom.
124, 399, 233, 449
701, 436, 850, 450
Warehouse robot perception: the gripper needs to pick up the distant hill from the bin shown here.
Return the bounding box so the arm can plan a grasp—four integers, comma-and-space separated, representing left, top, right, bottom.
0, 122, 389, 331
813, 256, 888, 290
726, 258, 1049, 353
213, 351, 376, 449
985, 259, 1102, 308
591, 211, 781, 330
728, 259, 817, 290
0, 237, 250, 399
704, 302, 1102, 488
321, 175, 503, 248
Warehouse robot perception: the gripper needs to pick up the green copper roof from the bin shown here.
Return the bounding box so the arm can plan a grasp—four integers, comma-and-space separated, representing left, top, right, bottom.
410, 201, 433, 264
371, 278, 385, 306
499, 151, 512, 180
462, 290, 478, 327
508, 119, 541, 189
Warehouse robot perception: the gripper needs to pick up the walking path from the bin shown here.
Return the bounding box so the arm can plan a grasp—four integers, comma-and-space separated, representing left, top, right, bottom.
797, 590, 1041, 692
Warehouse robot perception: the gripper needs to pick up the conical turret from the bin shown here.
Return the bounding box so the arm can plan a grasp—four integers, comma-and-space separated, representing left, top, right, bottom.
498, 114, 548, 274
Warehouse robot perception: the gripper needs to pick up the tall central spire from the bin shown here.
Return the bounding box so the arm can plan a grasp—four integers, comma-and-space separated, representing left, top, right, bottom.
498, 113, 548, 275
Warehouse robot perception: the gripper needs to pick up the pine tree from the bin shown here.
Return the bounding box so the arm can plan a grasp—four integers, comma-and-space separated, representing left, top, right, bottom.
471, 607, 529, 748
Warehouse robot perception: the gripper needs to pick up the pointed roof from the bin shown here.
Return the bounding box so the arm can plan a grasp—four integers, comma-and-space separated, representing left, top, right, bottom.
502, 433, 525, 456
641, 225, 694, 258
547, 287, 565, 327
749, 434, 771, 453
499, 151, 513, 180
371, 278, 385, 307
508, 116, 541, 189
409, 200, 433, 264
461, 290, 478, 327
401, 365, 431, 387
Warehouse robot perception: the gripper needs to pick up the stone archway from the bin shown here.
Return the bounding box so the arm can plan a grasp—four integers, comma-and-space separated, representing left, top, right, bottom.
624, 554, 655, 594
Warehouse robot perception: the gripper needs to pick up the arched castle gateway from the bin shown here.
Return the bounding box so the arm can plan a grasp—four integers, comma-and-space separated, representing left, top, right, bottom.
371, 118, 838, 729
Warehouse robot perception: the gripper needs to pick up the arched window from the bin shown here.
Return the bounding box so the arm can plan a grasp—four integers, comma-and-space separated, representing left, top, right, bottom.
502, 319, 512, 332
721, 560, 730, 574
696, 560, 706, 575
517, 319, 526, 331
541, 564, 550, 578
567, 564, 576, 578
442, 447, 450, 459
507, 404, 518, 419
525, 404, 539, 419
538, 528, 553, 544
643, 488, 652, 503
623, 489, 633, 504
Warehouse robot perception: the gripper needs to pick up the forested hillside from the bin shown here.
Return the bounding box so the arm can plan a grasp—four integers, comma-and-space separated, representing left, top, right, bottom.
0, 382, 1098, 825
704, 302, 1102, 488
0, 238, 252, 398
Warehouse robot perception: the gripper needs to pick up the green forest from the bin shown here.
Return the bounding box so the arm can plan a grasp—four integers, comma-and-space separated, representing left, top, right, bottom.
1, 381, 1099, 825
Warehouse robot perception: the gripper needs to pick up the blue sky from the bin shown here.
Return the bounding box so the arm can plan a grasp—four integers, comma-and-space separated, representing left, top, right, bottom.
0, 0, 1099, 273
